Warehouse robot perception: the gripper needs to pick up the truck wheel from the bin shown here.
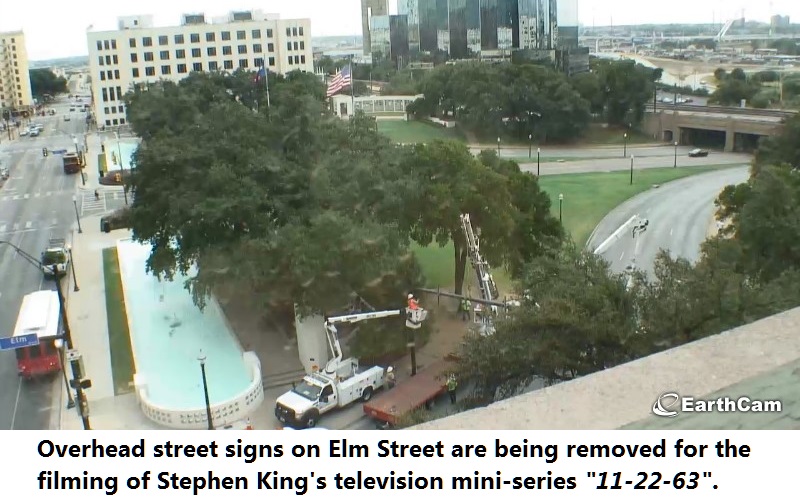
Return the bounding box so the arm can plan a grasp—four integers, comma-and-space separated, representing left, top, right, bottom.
361, 387, 373, 402
304, 411, 319, 429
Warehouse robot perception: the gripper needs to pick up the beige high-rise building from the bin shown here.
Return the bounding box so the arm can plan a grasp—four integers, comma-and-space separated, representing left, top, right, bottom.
0, 30, 34, 112
87, 10, 313, 128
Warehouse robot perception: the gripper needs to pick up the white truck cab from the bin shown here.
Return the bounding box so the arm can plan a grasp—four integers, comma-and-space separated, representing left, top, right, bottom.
41, 239, 70, 278
275, 358, 385, 429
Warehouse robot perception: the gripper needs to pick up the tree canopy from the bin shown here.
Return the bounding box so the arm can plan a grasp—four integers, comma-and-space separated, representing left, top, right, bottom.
29, 68, 68, 97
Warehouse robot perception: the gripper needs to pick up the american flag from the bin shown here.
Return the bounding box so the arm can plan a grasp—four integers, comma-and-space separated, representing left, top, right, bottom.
326, 64, 352, 97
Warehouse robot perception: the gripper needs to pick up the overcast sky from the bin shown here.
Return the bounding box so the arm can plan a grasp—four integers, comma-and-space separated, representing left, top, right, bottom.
2, 0, 799, 60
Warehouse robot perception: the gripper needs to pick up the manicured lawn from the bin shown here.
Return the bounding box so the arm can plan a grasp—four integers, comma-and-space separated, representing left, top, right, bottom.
538, 165, 735, 246
414, 165, 735, 292
377, 120, 465, 144
103, 247, 136, 395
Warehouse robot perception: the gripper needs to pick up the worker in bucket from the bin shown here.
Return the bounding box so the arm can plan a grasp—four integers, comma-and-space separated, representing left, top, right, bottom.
385, 366, 396, 389
407, 293, 420, 310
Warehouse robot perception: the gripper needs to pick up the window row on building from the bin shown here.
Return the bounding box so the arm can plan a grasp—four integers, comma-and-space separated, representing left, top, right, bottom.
94, 25, 307, 52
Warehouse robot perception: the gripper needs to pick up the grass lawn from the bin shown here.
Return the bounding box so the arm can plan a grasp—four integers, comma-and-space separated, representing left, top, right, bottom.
538, 165, 736, 246
414, 164, 736, 292
102, 247, 136, 396
377, 120, 465, 144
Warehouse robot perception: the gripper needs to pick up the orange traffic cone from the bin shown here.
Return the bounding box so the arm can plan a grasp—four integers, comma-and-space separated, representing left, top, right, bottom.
245, 419, 253, 430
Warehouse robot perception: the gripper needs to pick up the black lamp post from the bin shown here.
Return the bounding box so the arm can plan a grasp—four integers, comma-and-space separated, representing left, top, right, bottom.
67, 246, 79, 292
54, 338, 76, 409
558, 193, 563, 222
623, 133, 628, 158
198, 351, 214, 430
673, 141, 678, 168
0, 240, 91, 429
71, 195, 82, 233
537, 147, 541, 177
630, 155, 635, 185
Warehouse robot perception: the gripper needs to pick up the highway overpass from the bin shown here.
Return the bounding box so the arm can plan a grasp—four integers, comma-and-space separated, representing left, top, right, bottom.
643, 104, 794, 152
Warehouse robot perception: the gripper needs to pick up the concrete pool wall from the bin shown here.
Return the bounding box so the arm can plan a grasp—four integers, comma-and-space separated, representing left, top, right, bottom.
116, 239, 263, 429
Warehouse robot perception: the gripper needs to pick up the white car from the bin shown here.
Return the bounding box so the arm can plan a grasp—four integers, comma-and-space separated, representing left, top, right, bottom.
20, 128, 29, 136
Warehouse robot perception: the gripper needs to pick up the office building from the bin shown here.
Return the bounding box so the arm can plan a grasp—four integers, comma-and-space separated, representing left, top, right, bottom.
371, 15, 411, 65
362, 0, 390, 55
87, 10, 312, 128
391, 0, 587, 73
0, 31, 34, 112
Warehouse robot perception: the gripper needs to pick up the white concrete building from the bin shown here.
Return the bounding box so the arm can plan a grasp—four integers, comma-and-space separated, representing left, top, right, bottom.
87, 10, 312, 128
0, 30, 34, 112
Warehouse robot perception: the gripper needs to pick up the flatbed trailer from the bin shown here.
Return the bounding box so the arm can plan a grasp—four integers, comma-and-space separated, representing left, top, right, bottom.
363, 359, 455, 426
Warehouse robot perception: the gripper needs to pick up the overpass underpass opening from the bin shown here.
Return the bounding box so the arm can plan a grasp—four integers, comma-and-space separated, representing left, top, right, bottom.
681, 128, 726, 150
734, 132, 762, 153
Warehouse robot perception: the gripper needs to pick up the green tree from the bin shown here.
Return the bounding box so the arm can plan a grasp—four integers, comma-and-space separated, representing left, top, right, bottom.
590, 59, 657, 125
29, 69, 68, 97
124, 71, 424, 317
457, 243, 637, 401
755, 112, 800, 169
396, 140, 515, 294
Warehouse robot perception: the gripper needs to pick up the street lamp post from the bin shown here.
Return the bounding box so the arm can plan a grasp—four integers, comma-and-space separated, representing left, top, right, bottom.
528, 134, 532, 159
53, 339, 76, 409
623, 133, 628, 158
0, 241, 91, 429
630, 155, 635, 185
198, 351, 214, 430
537, 147, 541, 177
115, 132, 128, 205
674, 141, 678, 168
71, 195, 82, 233
558, 193, 564, 223
67, 245, 79, 292
496, 137, 501, 156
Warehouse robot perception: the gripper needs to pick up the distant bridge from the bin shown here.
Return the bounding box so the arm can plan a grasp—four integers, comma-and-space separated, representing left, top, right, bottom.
647, 104, 797, 119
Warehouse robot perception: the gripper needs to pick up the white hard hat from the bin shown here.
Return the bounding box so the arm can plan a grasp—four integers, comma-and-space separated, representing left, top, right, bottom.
408, 293, 414, 299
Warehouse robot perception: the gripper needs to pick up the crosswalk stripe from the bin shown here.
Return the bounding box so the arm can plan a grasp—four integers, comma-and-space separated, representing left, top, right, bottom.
23, 194, 29, 199
13, 223, 19, 230
25, 221, 32, 229
0, 225, 5, 232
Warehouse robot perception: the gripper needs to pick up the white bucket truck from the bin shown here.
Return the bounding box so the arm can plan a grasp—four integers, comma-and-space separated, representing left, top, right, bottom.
275, 306, 427, 429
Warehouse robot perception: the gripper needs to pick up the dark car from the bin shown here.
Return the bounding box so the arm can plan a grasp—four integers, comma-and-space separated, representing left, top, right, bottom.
688, 148, 709, 157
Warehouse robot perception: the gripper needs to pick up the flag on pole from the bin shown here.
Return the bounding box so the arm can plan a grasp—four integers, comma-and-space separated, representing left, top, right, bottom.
326, 64, 352, 97
254, 67, 267, 84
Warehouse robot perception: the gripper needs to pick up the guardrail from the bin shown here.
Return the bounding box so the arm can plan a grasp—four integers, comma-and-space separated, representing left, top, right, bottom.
647, 104, 797, 119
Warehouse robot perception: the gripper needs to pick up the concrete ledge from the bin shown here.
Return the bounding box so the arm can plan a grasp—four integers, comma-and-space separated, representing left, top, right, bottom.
414, 307, 800, 430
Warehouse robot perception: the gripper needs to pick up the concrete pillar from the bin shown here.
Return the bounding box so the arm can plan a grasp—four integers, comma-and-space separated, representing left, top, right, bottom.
725, 117, 735, 152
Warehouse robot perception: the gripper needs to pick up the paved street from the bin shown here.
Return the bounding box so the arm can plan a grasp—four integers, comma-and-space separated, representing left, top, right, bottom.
0, 93, 93, 430
586, 166, 750, 277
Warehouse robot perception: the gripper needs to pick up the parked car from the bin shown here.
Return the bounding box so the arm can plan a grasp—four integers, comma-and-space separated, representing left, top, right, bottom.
688, 148, 709, 157
64, 116, 70, 121
29, 129, 40, 137
1, 167, 9, 180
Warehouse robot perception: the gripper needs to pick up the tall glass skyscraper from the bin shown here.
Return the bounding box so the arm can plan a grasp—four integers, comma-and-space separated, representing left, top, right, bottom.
518, 0, 557, 50
448, 0, 480, 59
479, 0, 518, 52
556, 0, 579, 49
397, 0, 421, 52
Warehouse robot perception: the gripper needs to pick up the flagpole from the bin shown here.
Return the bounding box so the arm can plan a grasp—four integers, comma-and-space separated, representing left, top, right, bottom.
350, 56, 355, 118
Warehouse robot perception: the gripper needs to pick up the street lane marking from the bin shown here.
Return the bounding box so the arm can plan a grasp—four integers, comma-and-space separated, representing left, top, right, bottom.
619, 252, 625, 261
12, 222, 19, 230
13, 195, 21, 200
23, 193, 29, 199
0, 225, 5, 232
46, 191, 52, 196
670, 228, 673, 236
35, 192, 41, 197
25, 221, 32, 229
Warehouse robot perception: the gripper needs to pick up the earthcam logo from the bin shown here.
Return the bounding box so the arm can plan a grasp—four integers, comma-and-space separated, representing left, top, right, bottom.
652, 392, 782, 418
